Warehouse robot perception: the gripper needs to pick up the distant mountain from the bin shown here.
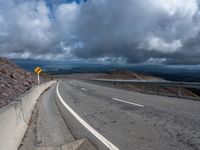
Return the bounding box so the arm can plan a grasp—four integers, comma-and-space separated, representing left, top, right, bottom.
12, 59, 200, 82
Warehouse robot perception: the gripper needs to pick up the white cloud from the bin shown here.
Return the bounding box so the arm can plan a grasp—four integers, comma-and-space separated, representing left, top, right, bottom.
151, 0, 198, 16
146, 58, 167, 64
138, 36, 182, 53
56, 2, 79, 22
16, 1, 52, 46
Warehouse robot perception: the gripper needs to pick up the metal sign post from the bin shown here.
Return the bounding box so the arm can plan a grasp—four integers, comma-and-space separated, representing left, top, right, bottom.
34, 66, 42, 85
37, 74, 40, 85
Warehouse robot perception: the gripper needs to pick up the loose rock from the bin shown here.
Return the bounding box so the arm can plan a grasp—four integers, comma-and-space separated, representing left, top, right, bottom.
0, 57, 45, 108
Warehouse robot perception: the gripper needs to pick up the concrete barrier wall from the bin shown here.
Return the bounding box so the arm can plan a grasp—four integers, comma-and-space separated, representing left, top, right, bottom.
0, 81, 56, 150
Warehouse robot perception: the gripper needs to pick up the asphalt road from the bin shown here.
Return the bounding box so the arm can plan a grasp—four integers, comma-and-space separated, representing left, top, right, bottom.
56, 80, 200, 150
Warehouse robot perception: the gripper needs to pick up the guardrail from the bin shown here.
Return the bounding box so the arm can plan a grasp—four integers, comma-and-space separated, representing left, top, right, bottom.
0, 81, 56, 150
90, 79, 200, 100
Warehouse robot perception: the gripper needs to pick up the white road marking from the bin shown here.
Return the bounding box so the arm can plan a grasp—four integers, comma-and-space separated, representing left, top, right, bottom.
81, 88, 87, 91
56, 83, 119, 150
112, 98, 144, 107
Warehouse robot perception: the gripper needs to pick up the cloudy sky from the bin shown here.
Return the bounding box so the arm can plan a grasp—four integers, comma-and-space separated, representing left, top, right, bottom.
0, 0, 200, 65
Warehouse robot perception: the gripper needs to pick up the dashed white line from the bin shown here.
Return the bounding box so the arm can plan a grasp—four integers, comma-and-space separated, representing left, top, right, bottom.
81, 88, 87, 91
56, 83, 119, 150
112, 98, 144, 107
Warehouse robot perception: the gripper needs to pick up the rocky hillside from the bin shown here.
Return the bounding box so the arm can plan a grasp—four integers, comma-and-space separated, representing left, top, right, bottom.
0, 57, 40, 108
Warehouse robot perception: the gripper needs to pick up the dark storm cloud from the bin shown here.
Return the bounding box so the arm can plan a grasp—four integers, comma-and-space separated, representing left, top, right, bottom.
69, 0, 200, 64
0, 0, 200, 64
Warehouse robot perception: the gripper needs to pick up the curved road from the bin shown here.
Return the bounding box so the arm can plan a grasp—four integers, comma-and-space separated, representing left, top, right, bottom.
55, 80, 200, 150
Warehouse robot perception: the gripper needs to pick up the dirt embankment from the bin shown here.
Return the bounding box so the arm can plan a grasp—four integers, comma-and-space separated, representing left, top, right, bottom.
97, 70, 164, 81
0, 57, 43, 108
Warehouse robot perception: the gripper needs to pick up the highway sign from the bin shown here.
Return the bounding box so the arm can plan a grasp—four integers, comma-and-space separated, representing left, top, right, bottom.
34, 67, 42, 74
34, 66, 42, 85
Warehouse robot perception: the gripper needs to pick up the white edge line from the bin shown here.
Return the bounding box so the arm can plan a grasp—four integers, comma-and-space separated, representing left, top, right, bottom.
81, 88, 87, 91
112, 98, 144, 107
56, 83, 120, 150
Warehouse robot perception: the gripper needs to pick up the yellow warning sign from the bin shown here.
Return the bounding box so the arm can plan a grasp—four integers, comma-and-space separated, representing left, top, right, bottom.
34, 66, 42, 74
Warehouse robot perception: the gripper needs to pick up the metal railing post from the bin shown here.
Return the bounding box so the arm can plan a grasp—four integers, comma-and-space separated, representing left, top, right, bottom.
177, 86, 182, 98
